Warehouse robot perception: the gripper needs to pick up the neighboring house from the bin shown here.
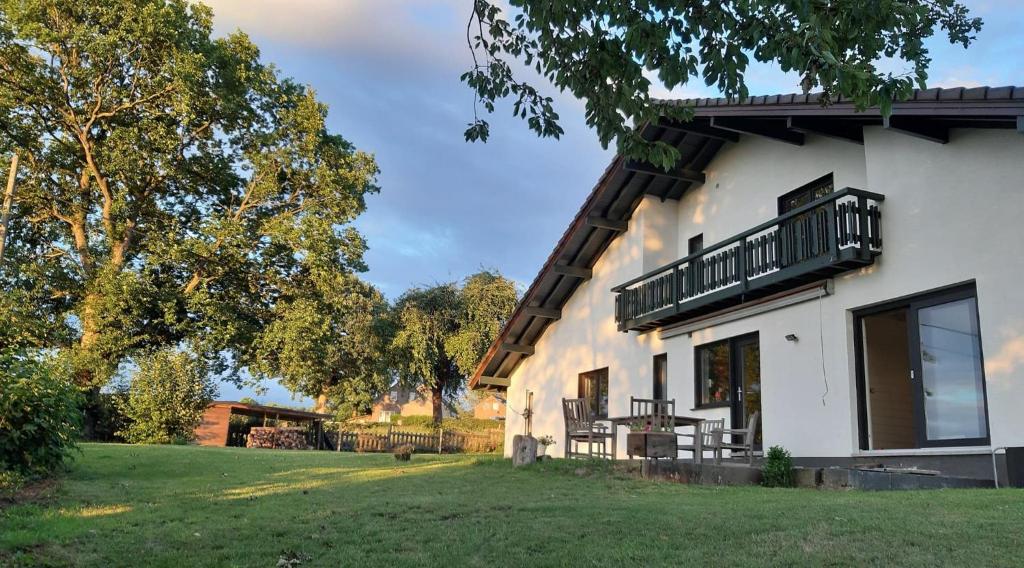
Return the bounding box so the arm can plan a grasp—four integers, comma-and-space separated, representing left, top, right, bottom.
472, 393, 507, 420
470, 86, 1024, 482
367, 384, 454, 422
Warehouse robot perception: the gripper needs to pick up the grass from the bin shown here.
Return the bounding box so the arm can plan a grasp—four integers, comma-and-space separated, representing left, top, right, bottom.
2, 444, 1023, 567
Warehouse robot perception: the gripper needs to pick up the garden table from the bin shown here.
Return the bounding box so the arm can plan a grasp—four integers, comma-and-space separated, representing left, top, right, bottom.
605, 414, 706, 462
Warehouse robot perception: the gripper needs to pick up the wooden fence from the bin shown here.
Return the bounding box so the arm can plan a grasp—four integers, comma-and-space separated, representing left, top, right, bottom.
331, 425, 502, 454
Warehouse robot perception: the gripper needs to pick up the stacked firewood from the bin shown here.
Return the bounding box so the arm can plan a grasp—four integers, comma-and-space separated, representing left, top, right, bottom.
246, 427, 310, 450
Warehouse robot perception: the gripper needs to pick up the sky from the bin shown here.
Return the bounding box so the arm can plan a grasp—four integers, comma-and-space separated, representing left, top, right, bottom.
204, 0, 1023, 406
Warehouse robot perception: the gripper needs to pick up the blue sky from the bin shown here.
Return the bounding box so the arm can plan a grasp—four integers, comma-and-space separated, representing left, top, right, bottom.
204, 0, 1022, 406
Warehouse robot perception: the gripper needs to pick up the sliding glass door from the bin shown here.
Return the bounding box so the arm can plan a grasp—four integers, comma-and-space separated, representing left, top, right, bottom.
909, 293, 989, 447
857, 284, 990, 450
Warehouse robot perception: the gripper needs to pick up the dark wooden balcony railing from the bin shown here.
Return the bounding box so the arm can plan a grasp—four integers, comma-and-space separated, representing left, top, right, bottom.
613, 187, 884, 332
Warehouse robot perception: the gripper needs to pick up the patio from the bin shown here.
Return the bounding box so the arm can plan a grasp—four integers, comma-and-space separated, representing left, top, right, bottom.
561, 396, 760, 469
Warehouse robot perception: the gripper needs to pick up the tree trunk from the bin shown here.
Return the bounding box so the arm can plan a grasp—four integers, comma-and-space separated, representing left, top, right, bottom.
76, 291, 102, 387
431, 384, 444, 425
315, 393, 329, 415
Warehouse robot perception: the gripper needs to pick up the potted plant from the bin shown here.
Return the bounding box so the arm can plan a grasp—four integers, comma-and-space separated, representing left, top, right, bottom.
536, 435, 555, 458
626, 422, 676, 459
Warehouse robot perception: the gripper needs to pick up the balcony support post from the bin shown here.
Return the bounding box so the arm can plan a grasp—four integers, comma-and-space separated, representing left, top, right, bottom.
737, 238, 748, 295
671, 265, 681, 315
825, 199, 839, 260
857, 196, 871, 260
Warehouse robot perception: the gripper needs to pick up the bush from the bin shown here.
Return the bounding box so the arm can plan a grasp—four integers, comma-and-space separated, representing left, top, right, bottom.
0, 470, 26, 500
116, 349, 218, 444
0, 351, 82, 476
761, 445, 795, 488
393, 444, 414, 461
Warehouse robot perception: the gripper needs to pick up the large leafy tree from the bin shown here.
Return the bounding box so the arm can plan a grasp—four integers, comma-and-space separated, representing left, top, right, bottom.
463, 0, 983, 168
252, 273, 393, 417
390, 271, 517, 424
0, 1, 378, 393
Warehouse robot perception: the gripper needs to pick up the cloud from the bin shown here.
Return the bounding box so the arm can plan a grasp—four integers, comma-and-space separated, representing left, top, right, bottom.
201, 0, 466, 66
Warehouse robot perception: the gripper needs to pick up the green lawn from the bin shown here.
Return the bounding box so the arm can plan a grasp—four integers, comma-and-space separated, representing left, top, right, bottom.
2, 444, 1023, 567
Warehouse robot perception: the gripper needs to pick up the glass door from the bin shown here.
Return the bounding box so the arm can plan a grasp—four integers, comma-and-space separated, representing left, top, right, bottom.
856, 284, 991, 450
909, 294, 989, 447
732, 336, 762, 448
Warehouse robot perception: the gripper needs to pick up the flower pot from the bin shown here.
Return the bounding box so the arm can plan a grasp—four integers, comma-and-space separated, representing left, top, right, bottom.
626, 432, 676, 459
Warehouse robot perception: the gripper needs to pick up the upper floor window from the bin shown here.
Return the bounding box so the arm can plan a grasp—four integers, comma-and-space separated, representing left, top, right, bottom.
578, 368, 609, 419
778, 173, 834, 214
688, 234, 704, 255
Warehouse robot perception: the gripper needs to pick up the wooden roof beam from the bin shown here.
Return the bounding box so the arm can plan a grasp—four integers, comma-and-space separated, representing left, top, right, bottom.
500, 342, 535, 355
523, 306, 561, 320
552, 263, 592, 280
585, 215, 628, 232
710, 116, 804, 145
477, 376, 510, 388
883, 116, 949, 144
786, 117, 864, 144
656, 118, 740, 142
624, 160, 706, 184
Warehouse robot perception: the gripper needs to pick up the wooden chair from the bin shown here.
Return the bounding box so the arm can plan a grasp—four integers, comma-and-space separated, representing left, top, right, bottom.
562, 398, 613, 459
716, 411, 760, 465
677, 418, 724, 464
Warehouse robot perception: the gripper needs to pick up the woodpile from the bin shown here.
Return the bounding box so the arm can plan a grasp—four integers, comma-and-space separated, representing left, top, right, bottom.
246, 427, 310, 450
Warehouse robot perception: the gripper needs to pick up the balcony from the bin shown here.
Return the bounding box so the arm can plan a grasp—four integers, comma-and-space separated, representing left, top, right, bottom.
613, 187, 884, 332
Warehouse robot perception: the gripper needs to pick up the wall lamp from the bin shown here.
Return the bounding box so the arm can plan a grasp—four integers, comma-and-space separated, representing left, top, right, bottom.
785, 334, 799, 342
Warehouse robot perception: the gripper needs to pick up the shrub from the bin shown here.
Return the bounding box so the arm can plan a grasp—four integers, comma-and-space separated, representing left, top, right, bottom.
761, 445, 795, 488
393, 444, 414, 461
116, 349, 218, 444
0, 470, 27, 500
0, 351, 82, 476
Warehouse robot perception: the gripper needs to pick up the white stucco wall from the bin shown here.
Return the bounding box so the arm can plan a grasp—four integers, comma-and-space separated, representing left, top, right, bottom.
505, 127, 1024, 459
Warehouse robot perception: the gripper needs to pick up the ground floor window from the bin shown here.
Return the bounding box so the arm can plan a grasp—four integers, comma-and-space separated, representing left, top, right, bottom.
653, 354, 668, 400
578, 368, 609, 419
856, 282, 990, 449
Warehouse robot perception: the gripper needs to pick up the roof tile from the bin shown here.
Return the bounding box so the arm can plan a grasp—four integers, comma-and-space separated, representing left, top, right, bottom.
939, 87, 964, 100
987, 86, 1013, 100
963, 86, 989, 100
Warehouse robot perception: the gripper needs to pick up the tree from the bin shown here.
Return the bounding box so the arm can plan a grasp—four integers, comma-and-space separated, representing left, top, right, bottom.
116, 348, 217, 444
0, 1, 378, 393
251, 273, 393, 417
390, 271, 517, 424
462, 0, 983, 169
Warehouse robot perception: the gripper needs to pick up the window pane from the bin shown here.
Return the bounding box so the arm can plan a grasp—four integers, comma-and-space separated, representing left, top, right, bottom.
698, 343, 731, 405
918, 298, 988, 441
653, 354, 667, 400
579, 369, 609, 419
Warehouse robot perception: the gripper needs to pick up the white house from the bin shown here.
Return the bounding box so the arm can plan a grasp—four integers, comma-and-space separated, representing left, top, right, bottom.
470, 86, 1024, 481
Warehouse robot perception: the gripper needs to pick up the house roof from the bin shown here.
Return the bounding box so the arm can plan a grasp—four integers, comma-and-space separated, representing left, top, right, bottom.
469, 86, 1024, 390
208, 401, 331, 421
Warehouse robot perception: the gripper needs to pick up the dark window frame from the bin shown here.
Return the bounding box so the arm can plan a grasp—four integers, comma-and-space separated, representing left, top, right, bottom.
853, 281, 991, 450
653, 353, 668, 400
688, 234, 704, 254
777, 173, 835, 215
578, 367, 609, 419
693, 332, 759, 410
